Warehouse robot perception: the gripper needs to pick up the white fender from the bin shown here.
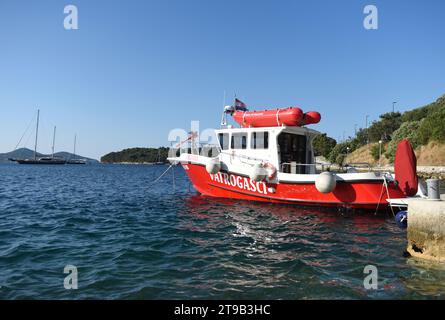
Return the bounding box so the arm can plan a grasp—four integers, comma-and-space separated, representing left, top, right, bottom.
315, 171, 337, 193
206, 158, 221, 174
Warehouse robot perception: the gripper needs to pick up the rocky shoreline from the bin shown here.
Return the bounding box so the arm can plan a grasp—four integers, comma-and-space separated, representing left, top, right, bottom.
382, 165, 445, 179
315, 159, 445, 179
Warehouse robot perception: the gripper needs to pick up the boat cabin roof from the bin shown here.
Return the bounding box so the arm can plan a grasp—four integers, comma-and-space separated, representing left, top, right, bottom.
215, 125, 320, 136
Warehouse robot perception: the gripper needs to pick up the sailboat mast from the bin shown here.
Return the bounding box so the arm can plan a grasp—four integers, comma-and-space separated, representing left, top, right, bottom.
73, 134, 77, 157
34, 109, 40, 160
52, 126, 56, 158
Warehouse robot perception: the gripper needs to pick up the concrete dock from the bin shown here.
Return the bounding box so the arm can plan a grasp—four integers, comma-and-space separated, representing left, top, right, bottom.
407, 194, 445, 262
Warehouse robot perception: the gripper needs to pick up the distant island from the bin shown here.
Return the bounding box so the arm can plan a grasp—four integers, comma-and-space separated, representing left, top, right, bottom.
0, 148, 99, 164
101, 147, 169, 164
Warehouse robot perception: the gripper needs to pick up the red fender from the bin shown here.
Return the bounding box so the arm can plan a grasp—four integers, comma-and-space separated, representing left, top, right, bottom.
394, 139, 418, 197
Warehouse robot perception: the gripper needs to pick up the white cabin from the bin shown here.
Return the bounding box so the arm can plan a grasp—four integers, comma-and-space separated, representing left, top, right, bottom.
215, 125, 320, 175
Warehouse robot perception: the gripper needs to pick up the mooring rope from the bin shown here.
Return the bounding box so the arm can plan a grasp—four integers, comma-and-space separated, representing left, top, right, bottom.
374, 174, 395, 216
374, 181, 386, 215
151, 164, 174, 185
383, 175, 396, 217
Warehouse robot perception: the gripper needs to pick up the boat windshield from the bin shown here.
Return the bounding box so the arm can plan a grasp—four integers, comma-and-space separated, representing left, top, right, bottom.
277, 132, 311, 174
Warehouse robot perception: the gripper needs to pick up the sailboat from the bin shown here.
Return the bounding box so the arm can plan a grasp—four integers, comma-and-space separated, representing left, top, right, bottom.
67, 134, 87, 164
155, 148, 164, 165
15, 110, 67, 165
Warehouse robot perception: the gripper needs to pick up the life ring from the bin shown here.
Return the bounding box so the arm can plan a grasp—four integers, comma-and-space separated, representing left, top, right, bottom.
262, 162, 277, 180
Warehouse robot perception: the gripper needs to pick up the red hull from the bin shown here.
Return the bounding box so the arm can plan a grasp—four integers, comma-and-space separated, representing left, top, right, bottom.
181, 163, 406, 210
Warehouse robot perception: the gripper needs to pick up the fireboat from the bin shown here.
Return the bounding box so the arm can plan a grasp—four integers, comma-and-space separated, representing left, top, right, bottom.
168, 99, 419, 211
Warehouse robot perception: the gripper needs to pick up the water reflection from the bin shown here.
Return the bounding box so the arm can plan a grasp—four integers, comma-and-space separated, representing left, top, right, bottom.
175, 193, 445, 298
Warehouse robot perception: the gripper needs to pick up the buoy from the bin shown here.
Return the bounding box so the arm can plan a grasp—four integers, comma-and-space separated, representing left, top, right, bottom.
315, 172, 336, 193
395, 210, 408, 229
206, 158, 221, 174
250, 163, 267, 182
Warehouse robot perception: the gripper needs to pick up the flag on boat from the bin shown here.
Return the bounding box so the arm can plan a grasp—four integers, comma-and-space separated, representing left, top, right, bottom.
234, 98, 248, 111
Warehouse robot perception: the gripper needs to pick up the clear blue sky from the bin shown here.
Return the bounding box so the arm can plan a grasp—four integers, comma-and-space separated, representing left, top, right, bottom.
1, 0, 444, 159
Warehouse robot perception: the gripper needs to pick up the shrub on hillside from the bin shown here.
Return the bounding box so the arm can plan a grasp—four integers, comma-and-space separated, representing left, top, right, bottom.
370, 143, 385, 161
367, 112, 402, 142
354, 128, 368, 146
416, 104, 445, 145
384, 121, 421, 162
328, 142, 353, 165
312, 134, 337, 157
401, 94, 445, 122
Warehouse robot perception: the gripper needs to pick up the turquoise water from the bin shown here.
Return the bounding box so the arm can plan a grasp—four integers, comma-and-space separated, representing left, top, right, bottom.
0, 163, 444, 299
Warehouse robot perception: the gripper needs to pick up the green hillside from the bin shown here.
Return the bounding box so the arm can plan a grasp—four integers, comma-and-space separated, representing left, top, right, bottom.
101, 147, 169, 163
313, 93, 445, 165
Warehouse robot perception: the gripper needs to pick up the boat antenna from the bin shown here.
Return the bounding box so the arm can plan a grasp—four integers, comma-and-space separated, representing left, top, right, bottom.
34, 109, 40, 160
220, 90, 227, 127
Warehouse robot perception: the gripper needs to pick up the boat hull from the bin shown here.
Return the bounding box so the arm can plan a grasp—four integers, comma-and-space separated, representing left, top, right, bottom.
15, 159, 66, 165
180, 163, 406, 210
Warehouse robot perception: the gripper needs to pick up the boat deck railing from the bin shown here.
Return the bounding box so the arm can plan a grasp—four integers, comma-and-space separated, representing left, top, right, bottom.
169, 143, 221, 158
280, 162, 330, 174
279, 162, 375, 174
343, 162, 372, 171
170, 145, 375, 174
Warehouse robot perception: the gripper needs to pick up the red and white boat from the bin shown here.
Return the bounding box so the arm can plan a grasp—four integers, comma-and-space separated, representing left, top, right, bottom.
168, 100, 418, 211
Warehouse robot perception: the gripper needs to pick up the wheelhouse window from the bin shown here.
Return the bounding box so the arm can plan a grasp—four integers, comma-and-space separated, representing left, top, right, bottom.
278, 132, 307, 174
231, 133, 247, 149
218, 133, 229, 150
251, 132, 269, 149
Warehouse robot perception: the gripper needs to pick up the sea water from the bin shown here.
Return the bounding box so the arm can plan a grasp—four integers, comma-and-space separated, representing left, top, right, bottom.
0, 163, 444, 299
